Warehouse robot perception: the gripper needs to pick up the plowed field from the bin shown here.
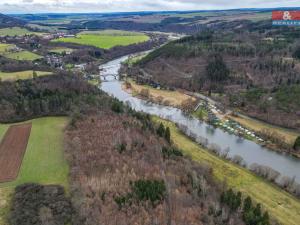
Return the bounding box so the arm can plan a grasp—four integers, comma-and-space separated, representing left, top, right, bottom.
0, 123, 31, 182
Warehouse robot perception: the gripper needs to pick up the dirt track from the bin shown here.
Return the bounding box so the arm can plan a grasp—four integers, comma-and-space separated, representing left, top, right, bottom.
0, 123, 32, 183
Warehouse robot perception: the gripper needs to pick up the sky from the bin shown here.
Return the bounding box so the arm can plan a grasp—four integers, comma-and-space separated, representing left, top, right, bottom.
0, 0, 300, 14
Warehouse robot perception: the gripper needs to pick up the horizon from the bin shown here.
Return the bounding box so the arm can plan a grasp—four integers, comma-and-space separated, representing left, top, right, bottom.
1, 0, 300, 14
4, 6, 300, 16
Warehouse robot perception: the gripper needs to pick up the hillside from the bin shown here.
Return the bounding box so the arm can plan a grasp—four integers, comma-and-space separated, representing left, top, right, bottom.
127, 23, 300, 130
0, 14, 26, 28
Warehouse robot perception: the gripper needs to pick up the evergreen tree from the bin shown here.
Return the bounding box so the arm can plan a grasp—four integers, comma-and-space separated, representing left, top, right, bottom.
165, 127, 171, 143
261, 212, 270, 225
243, 196, 252, 212
157, 123, 165, 137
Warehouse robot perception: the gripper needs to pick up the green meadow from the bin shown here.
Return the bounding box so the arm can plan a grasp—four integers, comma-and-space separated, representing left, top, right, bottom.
0, 117, 69, 225
0, 43, 42, 61
52, 29, 149, 49
49, 47, 73, 54
0, 71, 52, 81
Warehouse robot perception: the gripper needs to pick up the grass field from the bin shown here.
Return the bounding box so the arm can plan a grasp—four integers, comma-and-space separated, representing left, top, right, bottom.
154, 117, 300, 225
49, 47, 73, 54
123, 79, 195, 107
0, 117, 69, 225
52, 29, 149, 49
0, 43, 42, 61
0, 27, 43, 37
0, 71, 52, 81
227, 114, 299, 145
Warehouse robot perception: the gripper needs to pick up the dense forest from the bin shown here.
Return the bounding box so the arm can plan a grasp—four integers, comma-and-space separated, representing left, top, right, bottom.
0, 73, 115, 122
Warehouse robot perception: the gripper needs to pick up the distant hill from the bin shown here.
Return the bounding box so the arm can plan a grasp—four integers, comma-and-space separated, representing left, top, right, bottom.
0, 13, 26, 28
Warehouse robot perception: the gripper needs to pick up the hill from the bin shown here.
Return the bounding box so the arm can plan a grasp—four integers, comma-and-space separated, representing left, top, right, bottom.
0, 14, 26, 28
126, 22, 300, 130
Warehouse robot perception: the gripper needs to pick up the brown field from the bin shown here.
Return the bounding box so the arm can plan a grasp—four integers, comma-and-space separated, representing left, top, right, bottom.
0, 123, 32, 183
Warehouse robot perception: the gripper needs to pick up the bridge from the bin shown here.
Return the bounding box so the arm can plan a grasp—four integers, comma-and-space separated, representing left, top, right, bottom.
100, 73, 118, 81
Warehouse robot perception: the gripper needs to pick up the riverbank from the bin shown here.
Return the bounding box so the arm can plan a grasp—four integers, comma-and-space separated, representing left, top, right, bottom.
122, 79, 197, 108
153, 116, 300, 225
122, 78, 300, 158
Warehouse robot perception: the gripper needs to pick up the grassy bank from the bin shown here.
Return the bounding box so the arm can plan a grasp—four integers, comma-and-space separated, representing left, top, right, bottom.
123, 79, 196, 108
0, 71, 52, 81
0, 117, 69, 225
227, 114, 299, 145
154, 117, 300, 225
52, 30, 149, 49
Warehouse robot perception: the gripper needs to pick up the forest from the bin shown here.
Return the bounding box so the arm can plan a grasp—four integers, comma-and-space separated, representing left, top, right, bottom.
127, 25, 300, 130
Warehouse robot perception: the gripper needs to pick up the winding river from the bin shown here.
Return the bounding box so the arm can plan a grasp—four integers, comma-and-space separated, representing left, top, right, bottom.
99, 55, 300, 183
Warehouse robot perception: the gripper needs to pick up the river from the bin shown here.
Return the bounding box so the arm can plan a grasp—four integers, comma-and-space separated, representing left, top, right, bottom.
99, 55, 300, 183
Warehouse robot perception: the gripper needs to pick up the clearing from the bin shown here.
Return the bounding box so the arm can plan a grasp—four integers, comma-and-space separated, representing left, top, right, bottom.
0, 124, 32, 183
123, 79, 196, 108
154, 117, 300, 225
52, 29, 149, 49
0, 43, 42, 61
0, 71, 52, 81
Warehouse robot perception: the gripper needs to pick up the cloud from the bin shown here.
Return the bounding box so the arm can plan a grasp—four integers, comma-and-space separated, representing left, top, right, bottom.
1, 0, 300, 14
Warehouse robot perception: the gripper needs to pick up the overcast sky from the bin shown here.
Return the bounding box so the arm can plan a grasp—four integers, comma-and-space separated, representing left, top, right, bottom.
1, 0, 300, 14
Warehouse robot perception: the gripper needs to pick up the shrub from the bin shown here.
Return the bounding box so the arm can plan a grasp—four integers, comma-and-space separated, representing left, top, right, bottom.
162, 146, 183, 159
111, 100, 124, 113
294, 136, 300, 151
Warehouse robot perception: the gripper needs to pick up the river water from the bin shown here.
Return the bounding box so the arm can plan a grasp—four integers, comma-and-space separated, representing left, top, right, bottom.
99, 55, 300, 183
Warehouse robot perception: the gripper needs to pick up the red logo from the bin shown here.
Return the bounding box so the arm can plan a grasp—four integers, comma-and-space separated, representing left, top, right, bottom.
272, 11, 300, 20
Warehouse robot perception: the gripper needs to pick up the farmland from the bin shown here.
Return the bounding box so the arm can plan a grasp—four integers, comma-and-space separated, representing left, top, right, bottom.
154, 117, 300, 225
52, 29, 149, 49
0, 71, 52, 81
0, 43, 42, 61
0, 117, 69, 188
0, 117, 69, 225
0, 27, 42, 36
0, 124, 32, 182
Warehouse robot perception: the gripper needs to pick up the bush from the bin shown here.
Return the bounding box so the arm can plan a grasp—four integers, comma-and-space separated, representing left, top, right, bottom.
294, 136, 300, 151
111, 100, 124, 113
162, 146, 183, 159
